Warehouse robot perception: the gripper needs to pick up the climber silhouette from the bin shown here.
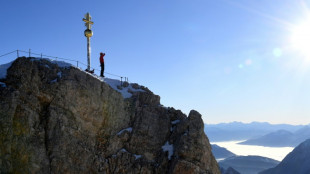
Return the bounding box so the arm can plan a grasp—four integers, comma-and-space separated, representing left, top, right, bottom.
100, 52, 105, 77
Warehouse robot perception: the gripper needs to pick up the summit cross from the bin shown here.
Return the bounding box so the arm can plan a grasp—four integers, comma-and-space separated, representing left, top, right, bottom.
82, 12, 94, 71
83, 13, 94, 29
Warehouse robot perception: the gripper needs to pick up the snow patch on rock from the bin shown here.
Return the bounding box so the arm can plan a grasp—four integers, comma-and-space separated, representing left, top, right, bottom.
57, 71, 62, 78
171, 120, 180, 125
117, 127, 133, 135
0, 82, 6, 87
162, 141, 174, 160
134, 154, 142, 160
31, 57, 72, 68
105, 78, 144, 98
0, 61, 13, 79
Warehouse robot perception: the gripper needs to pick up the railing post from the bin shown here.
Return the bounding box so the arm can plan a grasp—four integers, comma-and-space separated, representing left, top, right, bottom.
77, 61, 79, 67
29, 49, 31, 57
17, 50, 19, 57
41, 53, 43, 58
121, 77, 123, 86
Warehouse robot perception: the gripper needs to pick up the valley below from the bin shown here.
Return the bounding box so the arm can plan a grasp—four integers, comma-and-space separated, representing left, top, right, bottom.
212, 140, 294, 161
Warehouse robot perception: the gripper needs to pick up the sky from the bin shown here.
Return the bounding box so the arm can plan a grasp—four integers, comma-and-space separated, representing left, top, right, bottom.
1, 0, 310, 125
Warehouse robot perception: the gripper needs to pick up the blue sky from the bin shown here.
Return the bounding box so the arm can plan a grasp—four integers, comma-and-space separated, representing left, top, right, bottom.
1, 0, 310, 124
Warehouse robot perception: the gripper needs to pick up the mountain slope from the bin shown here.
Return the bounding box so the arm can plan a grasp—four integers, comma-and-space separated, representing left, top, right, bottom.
259, 139, 310, 174
0, 57, 220, 174
211, 144, 235, 160
220, 167, 241, 174
239, 126, 310, 147
239, 130, 294, 147
219, 156, 279, 174
204, 122, 304, 142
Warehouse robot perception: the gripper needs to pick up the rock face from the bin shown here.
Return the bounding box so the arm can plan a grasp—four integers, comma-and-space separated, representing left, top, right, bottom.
0, 57, 220, 174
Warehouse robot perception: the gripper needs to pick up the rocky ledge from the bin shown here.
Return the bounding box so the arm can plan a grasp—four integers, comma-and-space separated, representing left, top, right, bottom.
0, 57, 219, 174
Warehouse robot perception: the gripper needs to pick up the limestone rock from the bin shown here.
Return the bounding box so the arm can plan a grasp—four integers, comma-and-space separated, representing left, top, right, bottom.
0, 57, 220, 174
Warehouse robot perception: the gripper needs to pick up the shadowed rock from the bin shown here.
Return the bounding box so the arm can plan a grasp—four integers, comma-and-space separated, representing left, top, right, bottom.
0, 57, 220, 174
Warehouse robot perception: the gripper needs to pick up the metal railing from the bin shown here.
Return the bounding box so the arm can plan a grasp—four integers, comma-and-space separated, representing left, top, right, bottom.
0, 49, 129, 83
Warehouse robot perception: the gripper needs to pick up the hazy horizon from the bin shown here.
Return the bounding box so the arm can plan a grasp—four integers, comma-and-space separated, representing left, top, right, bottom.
204, 120, 310, 125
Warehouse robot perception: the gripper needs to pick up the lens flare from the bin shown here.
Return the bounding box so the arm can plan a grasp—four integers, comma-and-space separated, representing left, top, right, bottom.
245, 59, 252, 65
273, 48, 283, 57
290, 18, 310, 61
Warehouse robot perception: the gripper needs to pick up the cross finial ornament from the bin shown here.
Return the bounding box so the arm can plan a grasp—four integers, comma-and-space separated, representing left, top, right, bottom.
83, 13, 94, 30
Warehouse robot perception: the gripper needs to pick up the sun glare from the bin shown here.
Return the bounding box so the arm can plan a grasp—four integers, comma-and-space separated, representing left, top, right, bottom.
290, 17, 310, 61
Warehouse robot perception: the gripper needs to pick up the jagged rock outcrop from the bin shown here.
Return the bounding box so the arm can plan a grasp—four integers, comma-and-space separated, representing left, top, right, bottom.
0, 57, 220, 174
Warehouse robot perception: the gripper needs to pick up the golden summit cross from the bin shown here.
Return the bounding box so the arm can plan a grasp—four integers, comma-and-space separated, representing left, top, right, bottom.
83, 12, 94, 71
83, 13, 94, 29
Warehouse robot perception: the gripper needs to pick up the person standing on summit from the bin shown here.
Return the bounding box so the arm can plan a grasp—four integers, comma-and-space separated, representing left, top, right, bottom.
100, 52, 105, 77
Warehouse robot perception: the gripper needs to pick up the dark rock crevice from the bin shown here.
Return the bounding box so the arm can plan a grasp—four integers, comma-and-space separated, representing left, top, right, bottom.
39, 101, 52, 174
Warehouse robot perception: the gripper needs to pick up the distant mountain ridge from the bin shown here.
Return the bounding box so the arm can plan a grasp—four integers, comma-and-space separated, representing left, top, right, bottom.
219, 155, 279, 174
205, 121, 306, 142
220, 167, 240, 174
239, 126, 310, 147
211, 144, 235, 160
259, 139, 310, 174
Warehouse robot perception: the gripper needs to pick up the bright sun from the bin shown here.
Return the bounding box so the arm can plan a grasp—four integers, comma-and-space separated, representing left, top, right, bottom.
290, 18, 310, 61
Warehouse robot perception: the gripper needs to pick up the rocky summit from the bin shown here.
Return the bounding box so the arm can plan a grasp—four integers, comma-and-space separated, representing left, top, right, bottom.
0, 57, 220, 174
